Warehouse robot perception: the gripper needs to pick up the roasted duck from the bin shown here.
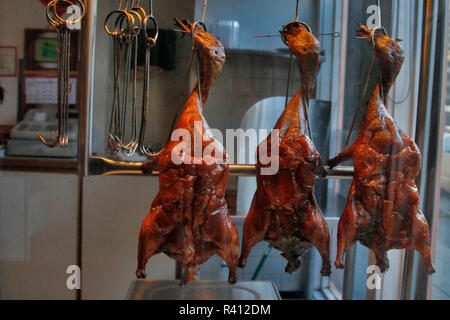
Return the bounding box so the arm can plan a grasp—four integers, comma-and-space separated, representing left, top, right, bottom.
328, 25, 435, 274
136, 20, 240, 285
239, 22, 331, 276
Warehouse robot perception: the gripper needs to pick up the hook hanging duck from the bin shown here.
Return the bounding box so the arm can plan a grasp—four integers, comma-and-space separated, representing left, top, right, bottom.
328, 25, 435, 274
136, 19, 239, 286
239, 21, 331, 276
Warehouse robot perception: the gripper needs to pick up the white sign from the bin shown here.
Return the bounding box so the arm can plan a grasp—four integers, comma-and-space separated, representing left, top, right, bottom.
0, 47, 16, 76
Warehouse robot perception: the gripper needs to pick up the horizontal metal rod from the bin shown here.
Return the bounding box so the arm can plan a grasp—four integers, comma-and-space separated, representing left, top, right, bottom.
231, 215, 340, 224
89, 156, 354, 178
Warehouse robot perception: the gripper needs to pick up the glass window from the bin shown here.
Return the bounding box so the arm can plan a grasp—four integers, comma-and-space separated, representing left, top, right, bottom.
433, 8, 450, 300
0, 0, 447, 300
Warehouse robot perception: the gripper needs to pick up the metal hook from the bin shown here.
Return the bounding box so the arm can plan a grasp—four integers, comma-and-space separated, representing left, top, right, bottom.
377, 0, 382, 27
51, 0, 86, 26
281, 0, 326, 173
344, 2, 388, 148
166, 16, 207, 143
39, 0, 84, 148
106, 0, 165, 157
254, 0, 338, 40
136, 8, 164, 157
106, 0, 148, 155
106, 2, 135, 154
148, 0, 153, 16
369, 0, 388, 46
143, 15, 159, 45
280, 21, 312, 46
190, 0, 209, 112
370, 25, 388, 47
104, 9, 134, 37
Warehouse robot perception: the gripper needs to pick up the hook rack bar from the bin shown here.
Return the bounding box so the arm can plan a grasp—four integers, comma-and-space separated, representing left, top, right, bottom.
89, 156, 355, 178
253, 32, 340, 38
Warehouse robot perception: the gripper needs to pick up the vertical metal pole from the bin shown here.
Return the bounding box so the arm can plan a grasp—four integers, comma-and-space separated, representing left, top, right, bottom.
427, 0, 449, 300
77, 0, 97, 300
327, 0, 349, 226
78, 0, 95, 178
366, 251, 383, 300
335, 0, 349, 156
342, 245, 356, 300
337, 0, 353, 301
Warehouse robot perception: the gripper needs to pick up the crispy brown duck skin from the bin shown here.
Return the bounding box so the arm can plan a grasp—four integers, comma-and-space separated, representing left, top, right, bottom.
328, 24, 434, 274
136, 19, 240, 286
239, 23, 331, 276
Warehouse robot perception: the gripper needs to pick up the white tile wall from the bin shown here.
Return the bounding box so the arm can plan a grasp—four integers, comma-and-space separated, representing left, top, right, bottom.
205, 51, 294, 151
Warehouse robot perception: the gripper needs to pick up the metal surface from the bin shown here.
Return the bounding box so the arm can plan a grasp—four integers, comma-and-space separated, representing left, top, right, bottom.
126, 280, 281, 300
8, 109, 78, 158
7, 140, 77, 158
89, 155, 354, 178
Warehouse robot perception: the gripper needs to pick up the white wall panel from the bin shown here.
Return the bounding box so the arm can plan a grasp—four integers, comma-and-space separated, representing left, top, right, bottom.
0, 171, 78, 299
81, 175, 175, 299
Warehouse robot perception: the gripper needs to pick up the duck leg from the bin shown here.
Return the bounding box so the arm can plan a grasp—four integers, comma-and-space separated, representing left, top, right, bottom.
410, 208, 435, 274
238, 195, 269, 268
302, 206, 331, 276
136, 195, 174, 278
335, 182, 366, 269
328, 145, 355, 169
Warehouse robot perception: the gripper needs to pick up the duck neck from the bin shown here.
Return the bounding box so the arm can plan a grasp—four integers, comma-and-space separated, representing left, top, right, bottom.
194, 80, 211, 108
275, 86, 309, 135
365, 82, 386, 115
380, 81, 392, 106
185, 81, 211, 115
186, 82, 209, 113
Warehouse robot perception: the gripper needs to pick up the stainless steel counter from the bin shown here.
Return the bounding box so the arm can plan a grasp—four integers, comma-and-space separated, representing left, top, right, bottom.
126, 280, 281, 300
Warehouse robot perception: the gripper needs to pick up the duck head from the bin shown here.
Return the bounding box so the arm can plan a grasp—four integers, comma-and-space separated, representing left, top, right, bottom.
280, 21, 320, 92
175, 19, 226, 104
357, 24, 405, 96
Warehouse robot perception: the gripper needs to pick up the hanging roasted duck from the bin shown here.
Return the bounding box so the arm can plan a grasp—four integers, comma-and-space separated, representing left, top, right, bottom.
328, 24, 435, 274
239, 22, 331, 276
136, 19, 239, 285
